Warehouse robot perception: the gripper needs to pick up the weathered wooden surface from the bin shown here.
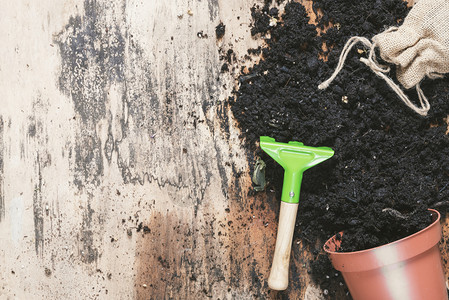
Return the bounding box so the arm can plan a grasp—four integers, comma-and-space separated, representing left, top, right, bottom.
0, 0, 447, 299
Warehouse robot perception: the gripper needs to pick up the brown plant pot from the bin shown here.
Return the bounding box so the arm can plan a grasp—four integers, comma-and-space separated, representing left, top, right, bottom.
324, 209, 447, 300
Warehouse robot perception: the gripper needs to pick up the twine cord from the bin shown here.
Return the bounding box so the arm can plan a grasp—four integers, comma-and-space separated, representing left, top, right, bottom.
318, 30, 430, 116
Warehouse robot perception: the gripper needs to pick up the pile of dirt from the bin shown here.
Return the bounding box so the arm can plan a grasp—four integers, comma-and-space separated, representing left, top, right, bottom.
230, 0, 449, 297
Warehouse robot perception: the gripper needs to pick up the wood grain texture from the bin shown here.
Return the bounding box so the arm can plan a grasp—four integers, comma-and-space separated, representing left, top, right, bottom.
0, 0, 447, 299
268, 202, 299, 291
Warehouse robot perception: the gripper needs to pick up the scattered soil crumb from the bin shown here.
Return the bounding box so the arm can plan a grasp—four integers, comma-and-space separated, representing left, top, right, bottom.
216, 22, 226, 39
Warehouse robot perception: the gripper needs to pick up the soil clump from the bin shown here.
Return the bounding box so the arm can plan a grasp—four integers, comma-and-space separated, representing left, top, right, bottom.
215, 22, 226, 39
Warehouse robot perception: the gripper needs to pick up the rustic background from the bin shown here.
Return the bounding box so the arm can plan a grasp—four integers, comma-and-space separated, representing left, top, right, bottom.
0, 0, 447, 299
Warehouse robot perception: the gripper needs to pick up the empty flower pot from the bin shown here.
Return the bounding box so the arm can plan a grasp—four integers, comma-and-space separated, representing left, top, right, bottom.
324, 209, 447, 300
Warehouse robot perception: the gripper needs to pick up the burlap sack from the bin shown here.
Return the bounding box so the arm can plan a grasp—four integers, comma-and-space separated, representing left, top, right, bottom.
373, 0, 449, 89
319, 0, 449, 116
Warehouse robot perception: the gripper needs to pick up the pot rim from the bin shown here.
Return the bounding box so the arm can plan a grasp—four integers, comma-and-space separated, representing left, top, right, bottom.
323, 208, 441, 256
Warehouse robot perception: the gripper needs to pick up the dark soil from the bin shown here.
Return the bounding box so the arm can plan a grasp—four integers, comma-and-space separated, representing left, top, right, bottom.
230, 0, 449, 297
215, 22, 226, 39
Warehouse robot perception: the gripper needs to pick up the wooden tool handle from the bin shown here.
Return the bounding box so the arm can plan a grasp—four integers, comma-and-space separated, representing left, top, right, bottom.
268, 202, 299, 290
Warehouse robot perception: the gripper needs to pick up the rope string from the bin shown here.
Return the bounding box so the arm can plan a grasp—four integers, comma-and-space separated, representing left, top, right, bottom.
318, 32, 430, 116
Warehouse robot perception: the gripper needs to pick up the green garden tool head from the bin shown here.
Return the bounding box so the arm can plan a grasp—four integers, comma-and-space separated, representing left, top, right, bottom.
260, 136, 334, 204
260, 136, 334, 290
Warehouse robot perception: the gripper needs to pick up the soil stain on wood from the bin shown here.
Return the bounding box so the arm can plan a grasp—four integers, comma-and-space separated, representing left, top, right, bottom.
33, 157, 44, 255
55, 0, 222, 209
80, 200, 98, 264
134, 177, 284, 299
134, 211, 226, 299
54, 0, 127, 190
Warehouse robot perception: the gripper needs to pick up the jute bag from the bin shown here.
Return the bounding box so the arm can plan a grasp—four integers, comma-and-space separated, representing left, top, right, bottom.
319, 0, 449, 116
